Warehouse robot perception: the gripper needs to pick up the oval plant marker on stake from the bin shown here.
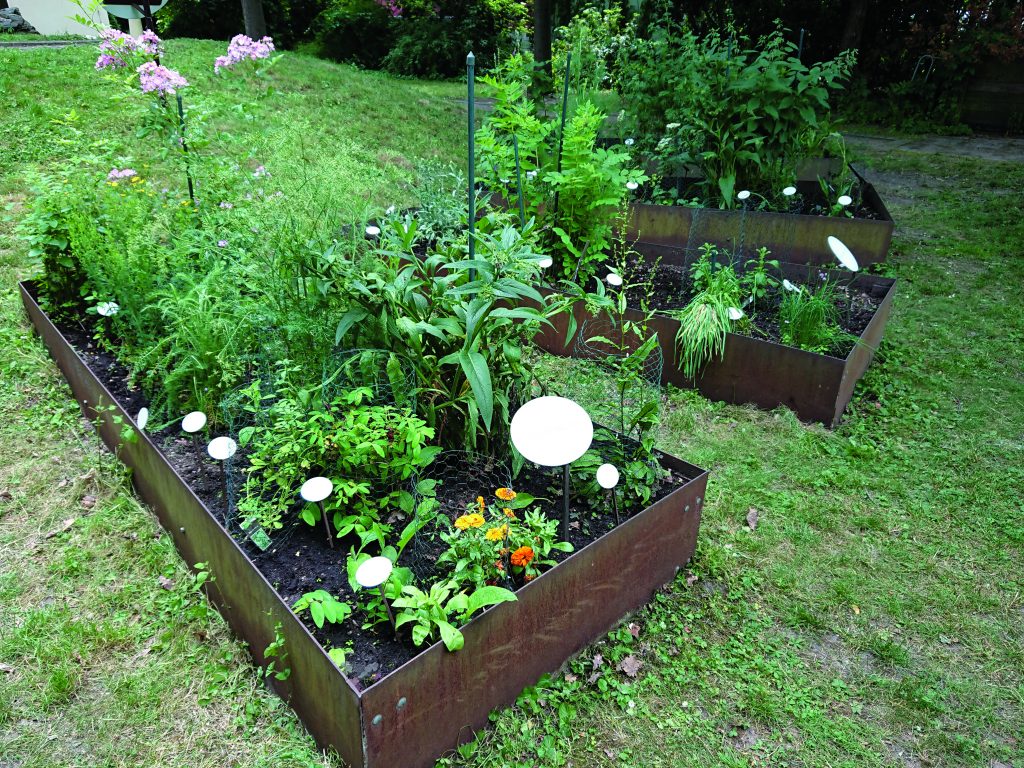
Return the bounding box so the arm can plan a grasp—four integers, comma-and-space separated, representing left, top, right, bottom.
782, 186, 797, 197
96, 301, 120, 317
365, 225, 381, 237
728, 307, 744, 321
827, 236, 860, 272
136, 407, 149, 431
300, 476, 333, 503
181, 411, 207, 433
356, 556, 393, 589
207, 436, 237, 461
596, 463, 620, 490
538, 256, 553, 269
625, 137, 635, 146
510, 396, 593, 468
837, 194, 853, 206
626, 181, 639, 191
606, 272, 623, 287
782, 279, 800, 293
737, 190, 751, 201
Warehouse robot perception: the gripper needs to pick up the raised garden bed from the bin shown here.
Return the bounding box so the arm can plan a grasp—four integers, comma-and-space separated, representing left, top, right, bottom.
530, 248, 897, 426
624, 175, 895, 268
20, 280, 709, 768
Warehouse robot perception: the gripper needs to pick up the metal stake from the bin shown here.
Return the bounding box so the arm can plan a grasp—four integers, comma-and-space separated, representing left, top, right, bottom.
561, 464, 571, 541
467, 52, 476, 278
379, 582, 396, 633
513, 134, 525, 227
176, 95, 196, 204
552, 52, 572, 216
318, 500, 333, 549
798, 28, 805, 61
610, 488, 619, 527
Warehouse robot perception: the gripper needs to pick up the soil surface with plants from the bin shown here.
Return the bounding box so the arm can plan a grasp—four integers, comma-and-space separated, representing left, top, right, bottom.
45, 299, 689, 687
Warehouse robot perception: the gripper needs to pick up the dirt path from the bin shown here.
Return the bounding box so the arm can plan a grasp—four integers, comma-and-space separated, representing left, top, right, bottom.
846, 132, 1024, 163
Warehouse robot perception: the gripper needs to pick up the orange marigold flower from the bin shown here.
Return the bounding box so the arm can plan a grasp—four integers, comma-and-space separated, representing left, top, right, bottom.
524, 574, 535, 582
503, 507, 516, 519
510, 546, 535, 567
495, 487, 517, 501
477, 495, 486, 513
494, 561, 505, 571
485, 525, 508, 541
455, 513, 486, 530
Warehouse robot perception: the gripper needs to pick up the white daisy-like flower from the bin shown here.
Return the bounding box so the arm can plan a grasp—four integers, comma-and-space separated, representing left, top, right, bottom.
783, 186, 797, 196
96, 301, 120, 317
837, 194, 853, 206
606, 272, 623, 287
727, 307, 744, 320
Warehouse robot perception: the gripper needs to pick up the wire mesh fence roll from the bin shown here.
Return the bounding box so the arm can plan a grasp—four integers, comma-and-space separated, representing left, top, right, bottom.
321, 348, 417, 410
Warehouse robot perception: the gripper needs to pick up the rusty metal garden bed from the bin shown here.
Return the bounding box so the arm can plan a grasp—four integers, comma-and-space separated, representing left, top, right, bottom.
531, 257, 897, 426
624, 177, 894, 268
20, 280, 709, 768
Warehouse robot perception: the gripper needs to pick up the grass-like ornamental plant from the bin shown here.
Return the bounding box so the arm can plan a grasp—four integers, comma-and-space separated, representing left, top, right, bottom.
673, 245, 742, 379
778, 279, 855, 354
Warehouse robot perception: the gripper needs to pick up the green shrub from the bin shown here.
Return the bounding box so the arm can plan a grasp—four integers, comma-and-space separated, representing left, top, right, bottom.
312, 0, 396, 69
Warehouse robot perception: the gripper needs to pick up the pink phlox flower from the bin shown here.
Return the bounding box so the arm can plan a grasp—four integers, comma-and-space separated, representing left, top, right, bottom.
215, 34, 275, 72
137, 61, 189, 96
219, 201, 234, 209
106, 167, 139, 182
138, 29, 164, 56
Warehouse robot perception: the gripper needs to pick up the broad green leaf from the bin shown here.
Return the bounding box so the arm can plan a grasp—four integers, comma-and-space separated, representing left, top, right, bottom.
458, 349, 493, 431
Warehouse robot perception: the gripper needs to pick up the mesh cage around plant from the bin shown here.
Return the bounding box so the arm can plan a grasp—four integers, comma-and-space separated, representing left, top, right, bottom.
684, 205, 799, 265
567, 315, 664, 439
401, 451, 512, 583
321, 348, 417, 410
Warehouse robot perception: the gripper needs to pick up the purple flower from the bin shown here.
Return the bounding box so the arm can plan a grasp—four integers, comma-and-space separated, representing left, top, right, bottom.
106, 167, 139, 182
137, 61, 189, 96
217, 239, 228, 248
375, 0, 403, 17
95, 53, 127, 70
219, 201, 234, 209
253, 165, 268, 178
215, 34, 275, 73
138, 29, 163, 56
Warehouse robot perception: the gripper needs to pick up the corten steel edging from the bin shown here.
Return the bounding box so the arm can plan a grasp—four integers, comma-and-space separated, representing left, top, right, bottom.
530, 262, 897, 427
19, 283, 366, 768
623, 180, 894, 267
21, 281, 710, 768
360, 451, 706, 768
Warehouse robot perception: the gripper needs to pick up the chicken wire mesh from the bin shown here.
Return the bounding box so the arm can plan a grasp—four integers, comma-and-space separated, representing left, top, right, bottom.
321, 348, 417, 410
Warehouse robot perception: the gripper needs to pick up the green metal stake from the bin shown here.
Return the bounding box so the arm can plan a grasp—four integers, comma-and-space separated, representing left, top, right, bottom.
798, 28, 805, 61
552, 51, 572, 216
467, 52, 476, 278
513, 134, 525, 227
176, 94, 196, 205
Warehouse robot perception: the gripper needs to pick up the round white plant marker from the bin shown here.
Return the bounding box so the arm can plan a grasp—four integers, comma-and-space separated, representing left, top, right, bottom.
511, 396, 593, 468
181, 411, 207, 434
207, 436, 237, 461
606, 272, 623, 287
827, 236, 860, 272
538, 256, 553, 269
737, 190, 751, 201
625, 137, 635, 146
782, 186, 797, 197
526, 170, 537, 179
355, 556, 393, 589
782, 279, 799, 293
365, 225, 381, 237
626, 181, 639, 191
596, 463, 620, 490
136, 407, 149, 431
837, 194, 853, 206
96, 301, 120, 317
300, 476, 333, 504
728, 307, 744, 321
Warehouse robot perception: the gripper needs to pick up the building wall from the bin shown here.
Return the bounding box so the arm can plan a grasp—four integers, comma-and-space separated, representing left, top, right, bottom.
17, 0, 109, 36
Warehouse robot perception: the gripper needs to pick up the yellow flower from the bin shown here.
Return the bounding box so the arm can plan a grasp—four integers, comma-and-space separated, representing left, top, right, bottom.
485, 525, 508, 541
477, 495, 485, 513
495, 487, 516, 501
503, 508, 516, 519
454, 513, 485, 530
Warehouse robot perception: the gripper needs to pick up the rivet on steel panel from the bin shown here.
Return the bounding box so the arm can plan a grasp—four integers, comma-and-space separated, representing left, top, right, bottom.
179, 527, 186, 533
372, 714, 383, 726
396, 697, 407, 710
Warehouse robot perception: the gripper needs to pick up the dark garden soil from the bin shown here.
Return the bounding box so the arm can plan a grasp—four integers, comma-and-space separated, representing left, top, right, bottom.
44, 295, 689, 689
613, 259, 884, 358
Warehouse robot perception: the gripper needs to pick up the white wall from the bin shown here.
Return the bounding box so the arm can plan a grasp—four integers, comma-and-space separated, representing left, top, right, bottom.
16, 0, 110, 36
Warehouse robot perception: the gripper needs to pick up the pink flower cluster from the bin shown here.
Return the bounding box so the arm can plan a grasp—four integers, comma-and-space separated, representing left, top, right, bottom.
95, 27, 163, 70
106, 168, 138, 182
214, 34, 275, 73
376, 0, 403, 17
137, 61, 189, 96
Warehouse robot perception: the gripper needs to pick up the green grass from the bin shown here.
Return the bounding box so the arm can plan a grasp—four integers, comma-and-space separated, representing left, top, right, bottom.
2, 39, 1023, 768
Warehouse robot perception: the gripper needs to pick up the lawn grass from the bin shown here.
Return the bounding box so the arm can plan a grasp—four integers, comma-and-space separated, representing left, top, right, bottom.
2, 39, 1023, 768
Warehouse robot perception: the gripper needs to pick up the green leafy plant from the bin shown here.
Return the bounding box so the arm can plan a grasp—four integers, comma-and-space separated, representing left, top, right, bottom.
292, 590, 353, 630
742, 247, 780, 314
673, 245, 742, 379
778, 279, 854, 354
392, 580, 517, 651
263, 622, 291, 681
